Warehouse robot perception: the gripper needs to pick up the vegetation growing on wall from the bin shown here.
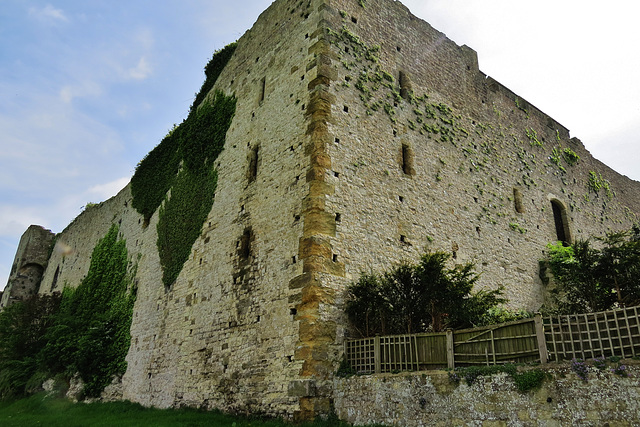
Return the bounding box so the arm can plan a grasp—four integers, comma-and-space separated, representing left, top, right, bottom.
130, 44, 237, 288
544, 226, 640, 314
0, 225, 136, 399
345, 251, 505, 336
0, 293, 61, 399
43, 225, 137, 397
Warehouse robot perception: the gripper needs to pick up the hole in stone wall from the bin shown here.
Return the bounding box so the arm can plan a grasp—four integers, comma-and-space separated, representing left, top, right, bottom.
343, 105, 349, 113
400, 235, 406, 243
247, 145, 259, 183
399, 71, 413, 100
399, 196, 404, 202
290, 308, 297, 316
238, 227, 253, 260
401, 144, 414, 175
335, 137, 340, 143
335, 213, 342, 222
396, 46, 401, 52
259, 77, 266, 103
351, 16, 358, 23
513, 188, 525, 213
332, 254, 338, 262
551, 199, 572, 245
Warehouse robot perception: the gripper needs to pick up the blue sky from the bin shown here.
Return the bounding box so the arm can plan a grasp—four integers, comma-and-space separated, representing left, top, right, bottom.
1, 0, 638, 290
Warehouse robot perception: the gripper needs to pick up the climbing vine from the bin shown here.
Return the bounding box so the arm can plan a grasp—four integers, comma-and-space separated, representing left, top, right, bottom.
43, 225, 137, 397
131, 43, 237, 288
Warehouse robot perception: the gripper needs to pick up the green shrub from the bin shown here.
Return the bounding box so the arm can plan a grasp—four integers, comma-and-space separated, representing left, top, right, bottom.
345, 251, 505, 335
43, 225, 137, 397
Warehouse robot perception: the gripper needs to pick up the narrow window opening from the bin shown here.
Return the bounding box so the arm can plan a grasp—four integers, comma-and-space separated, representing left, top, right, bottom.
399, 71, 413, 100
335, 213, 342, 223
551, 200, 572, 245
399, 196, 404, 203
332, 254, 338, 262
513, 188, 525, 213
343, 105, 349, 113
401, 144, 414, 175
247, 145, 259, 183
400, 235, 406, 243
238, 227, 253, 260
396, 46, 401, 52
290, 308, 297, 316
256, 315, 261, 322
292, 255, 297, 264
49, 266, 60, 292
259, 77, 266, 103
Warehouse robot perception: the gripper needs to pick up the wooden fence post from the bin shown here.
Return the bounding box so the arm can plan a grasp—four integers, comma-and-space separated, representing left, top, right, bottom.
374, 336, 381, 374
446, 329, 455, 369
534, 313, 548, 364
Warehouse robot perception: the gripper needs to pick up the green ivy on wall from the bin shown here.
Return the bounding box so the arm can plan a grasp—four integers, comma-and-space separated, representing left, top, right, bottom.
43, 224, 137, 397
131, 43, 237, 289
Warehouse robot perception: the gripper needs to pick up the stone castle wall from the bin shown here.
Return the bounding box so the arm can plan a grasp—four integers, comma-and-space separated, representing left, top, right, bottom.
9, 0, 640, 421
334, 365, 640, 426
320, 0, 639, 311
0, 225, 55, 308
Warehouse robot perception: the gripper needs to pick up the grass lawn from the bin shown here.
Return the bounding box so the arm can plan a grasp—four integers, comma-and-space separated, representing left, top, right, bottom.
0, 393, 351, 427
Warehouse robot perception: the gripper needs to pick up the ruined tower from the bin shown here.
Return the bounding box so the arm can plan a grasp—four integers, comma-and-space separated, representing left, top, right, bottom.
8, 0, 640, 420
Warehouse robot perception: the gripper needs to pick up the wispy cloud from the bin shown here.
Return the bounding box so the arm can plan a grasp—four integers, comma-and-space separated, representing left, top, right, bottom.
127, 56, 152, 80
86, 177, 130, 202
28, 4, 69, 25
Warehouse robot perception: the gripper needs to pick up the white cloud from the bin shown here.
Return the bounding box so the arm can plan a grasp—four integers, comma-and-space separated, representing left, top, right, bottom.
86, 176, 130, 201
127, 56, 152, 80
28, 4, 69, 24
59, 80, 103, 103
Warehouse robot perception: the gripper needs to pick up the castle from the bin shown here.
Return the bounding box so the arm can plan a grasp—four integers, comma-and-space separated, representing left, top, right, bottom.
3, 0, 640, 420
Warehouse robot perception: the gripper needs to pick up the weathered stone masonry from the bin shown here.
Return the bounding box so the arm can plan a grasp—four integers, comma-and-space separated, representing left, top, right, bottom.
4, 0, 640, 422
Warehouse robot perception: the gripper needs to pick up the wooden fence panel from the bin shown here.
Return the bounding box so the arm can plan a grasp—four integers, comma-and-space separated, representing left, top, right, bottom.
344, 307, 640, 374
544, 306, 640, 361
452, 319, 539, 366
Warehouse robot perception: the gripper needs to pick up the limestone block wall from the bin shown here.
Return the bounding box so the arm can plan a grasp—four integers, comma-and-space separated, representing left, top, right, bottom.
319, 0, 640, 317
334, 366, 640, 426
1, 225, 55, 307
121, 0, 331, 418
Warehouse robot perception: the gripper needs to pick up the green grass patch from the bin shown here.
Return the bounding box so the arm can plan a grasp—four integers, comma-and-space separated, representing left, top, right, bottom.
0, 394, 352, 427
